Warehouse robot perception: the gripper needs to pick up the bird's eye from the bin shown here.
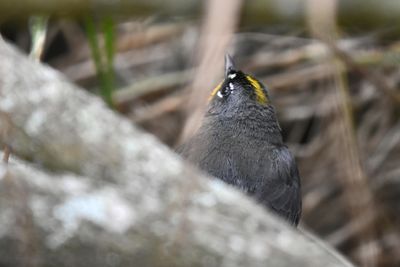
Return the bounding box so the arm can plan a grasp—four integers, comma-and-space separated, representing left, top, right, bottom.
217, 86, 230, 98
217, 83, 234, 99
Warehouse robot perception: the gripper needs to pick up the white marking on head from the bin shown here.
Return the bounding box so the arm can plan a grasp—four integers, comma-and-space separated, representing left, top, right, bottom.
228, 73, 237, 79
229, 83, 234, 90
217, 90, 223, 98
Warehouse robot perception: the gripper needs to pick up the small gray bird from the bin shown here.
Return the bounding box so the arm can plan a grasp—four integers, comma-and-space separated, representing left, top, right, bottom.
179, 55, 301, 225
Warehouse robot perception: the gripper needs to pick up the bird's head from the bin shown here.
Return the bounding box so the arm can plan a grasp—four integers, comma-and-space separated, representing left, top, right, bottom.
207, 54, 270, 117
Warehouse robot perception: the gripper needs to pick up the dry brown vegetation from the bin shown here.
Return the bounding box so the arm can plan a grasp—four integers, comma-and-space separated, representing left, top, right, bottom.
1, 1, 400, 266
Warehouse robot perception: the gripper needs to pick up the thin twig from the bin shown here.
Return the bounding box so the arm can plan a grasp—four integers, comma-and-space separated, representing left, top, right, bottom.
322, 38, 400, 104
2, 145, 11, 164
132, 94, 185, 123
113, 69, 192, 106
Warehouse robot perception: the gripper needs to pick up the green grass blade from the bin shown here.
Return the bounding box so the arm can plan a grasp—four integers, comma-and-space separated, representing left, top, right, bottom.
101, 16, 115, 66
84, 16, 115, 107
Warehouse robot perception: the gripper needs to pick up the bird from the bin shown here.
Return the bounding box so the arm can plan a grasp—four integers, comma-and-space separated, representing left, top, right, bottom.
179, 54, 301, 226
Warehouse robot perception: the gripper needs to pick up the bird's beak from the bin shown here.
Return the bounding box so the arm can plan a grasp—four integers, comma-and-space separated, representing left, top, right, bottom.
225, 53, 236, 78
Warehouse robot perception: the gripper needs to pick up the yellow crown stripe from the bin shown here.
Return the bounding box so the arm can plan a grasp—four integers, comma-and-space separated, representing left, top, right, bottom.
208, 81, 223, 101
246, 75, 267, 105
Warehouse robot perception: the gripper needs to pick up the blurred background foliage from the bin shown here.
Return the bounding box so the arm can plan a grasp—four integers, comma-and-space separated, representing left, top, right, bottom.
1, 0, 400, 266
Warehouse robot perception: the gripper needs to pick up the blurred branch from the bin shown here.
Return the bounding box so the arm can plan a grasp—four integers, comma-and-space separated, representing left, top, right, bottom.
306, 1, 380, 266
321, 39, 400, 104
131, 94, 185, 123
2, 0, 400, 32
367, 122, 400, 173
245, 38, 400, 72
54, 22, 184, 73
113, 69, 192, 106
179, 0, 243, 143
0, 38, 355, 267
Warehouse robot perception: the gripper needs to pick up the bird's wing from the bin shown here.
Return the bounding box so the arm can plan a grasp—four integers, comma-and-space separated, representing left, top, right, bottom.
255, 145, 302, 225
178, 136, 301, 225
204, 143, 302, 225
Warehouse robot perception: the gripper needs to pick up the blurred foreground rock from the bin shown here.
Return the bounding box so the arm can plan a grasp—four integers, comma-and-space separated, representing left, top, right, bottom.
0, 38, 354, 267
